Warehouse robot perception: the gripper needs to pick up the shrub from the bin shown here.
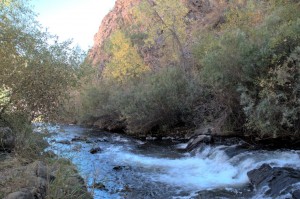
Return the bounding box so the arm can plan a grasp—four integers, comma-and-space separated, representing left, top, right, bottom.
115, 67, 201, 135
240, 47, 300, 138
0, 111, 48, 159
78, 67, 203, 136
193, 1, 300, 137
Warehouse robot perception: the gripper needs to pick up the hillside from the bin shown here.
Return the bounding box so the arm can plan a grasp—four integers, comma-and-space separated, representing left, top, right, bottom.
88, 0, 227, 70
78, 0, 300, 144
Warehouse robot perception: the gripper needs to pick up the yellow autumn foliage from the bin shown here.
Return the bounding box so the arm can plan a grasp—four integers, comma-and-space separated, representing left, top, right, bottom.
131, 0, 188, 67
103, 30, 149, 82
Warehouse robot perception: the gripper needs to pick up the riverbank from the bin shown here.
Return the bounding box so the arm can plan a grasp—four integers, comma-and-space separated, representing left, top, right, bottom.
0, 125, 92, 199
85, 119, 300, 151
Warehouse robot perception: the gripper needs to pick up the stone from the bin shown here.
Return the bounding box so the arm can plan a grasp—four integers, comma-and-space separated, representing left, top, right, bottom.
146, 136, 157, 141
120, 185, 132, 192
247, 164, 272, 187
89, 147, 102, 154
43, 150, 56, 158
247, 164, 300, 197
31, 161, 48, 179
4, 190, 34, 199
56, 140, 71, 145
292, 190, 300, 199
29, 177, 47, 199
186, 134, 212, 151
93, 182, 106, 190
96, 138, 108, 142
0, 127, 15, 151
113, 165, 129, 171
71, 136, 88, 142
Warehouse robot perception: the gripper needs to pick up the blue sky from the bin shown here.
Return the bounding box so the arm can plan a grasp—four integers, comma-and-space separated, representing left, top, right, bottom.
31, 0, 116, 51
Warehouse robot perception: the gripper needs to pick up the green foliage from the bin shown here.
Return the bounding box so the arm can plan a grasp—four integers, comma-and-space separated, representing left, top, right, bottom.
132, 0, 188, 68
193, 1, 300, 137
78, 67, 202, 135
0, 110, 48, 159
0, 0, 84, 120
46, 159, 92, 199
0, 0, 84, 158
116, 67, 201, 134
79, 0, 299, 139
240, 47, 300, 137
103, 30, 149, 82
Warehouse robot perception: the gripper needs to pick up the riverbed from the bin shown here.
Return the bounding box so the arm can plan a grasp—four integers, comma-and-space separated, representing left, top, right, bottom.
41, 124, 300, 199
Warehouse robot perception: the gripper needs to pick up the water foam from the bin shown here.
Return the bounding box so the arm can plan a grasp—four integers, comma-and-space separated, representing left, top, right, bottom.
105, 146, 300, 191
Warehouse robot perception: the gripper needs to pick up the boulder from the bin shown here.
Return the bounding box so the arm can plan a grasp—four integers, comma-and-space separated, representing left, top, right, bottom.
92, 182, 106, 190
89, 147, 102, 154
26, 177, 47, 199
247, 164, 300, 197
113, 165, 130, 171
96, 138, 109, 142
24, 161, 53, 198
0, 127, 15, 151
293, 190, 300, 199
4, 190, 34, 199
56, 140, 71, 145
71, 136, 88, 142
186, 134, 212, 151
26, 161, 52, 180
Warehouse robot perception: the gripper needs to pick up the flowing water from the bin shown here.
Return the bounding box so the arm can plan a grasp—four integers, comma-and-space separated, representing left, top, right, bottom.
41, 124, 300, 199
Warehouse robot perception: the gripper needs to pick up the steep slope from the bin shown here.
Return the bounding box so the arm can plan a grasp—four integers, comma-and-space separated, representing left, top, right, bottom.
88, 0, 227, 70
88, 0, 140, 67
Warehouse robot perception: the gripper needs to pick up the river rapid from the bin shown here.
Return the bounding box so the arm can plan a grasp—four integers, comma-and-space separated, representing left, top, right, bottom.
40, 124, 300, 199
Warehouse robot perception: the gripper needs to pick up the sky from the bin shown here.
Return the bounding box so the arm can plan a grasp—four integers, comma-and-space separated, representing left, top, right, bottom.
31, 0, 116, 51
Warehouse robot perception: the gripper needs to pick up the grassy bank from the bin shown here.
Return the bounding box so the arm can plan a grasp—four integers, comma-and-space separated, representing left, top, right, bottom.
0, 117, 92, 199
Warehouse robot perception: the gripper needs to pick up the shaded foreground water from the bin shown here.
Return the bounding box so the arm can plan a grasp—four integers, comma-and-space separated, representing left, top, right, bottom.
41, 124, 300, 199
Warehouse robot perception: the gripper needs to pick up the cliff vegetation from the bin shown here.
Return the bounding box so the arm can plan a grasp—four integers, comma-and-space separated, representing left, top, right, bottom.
77, 0, 300, 143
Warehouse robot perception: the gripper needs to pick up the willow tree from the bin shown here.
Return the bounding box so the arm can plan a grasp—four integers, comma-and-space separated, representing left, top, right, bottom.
133, 0, 189, 69
103, 30, 148, 82
0, 0, 84, 120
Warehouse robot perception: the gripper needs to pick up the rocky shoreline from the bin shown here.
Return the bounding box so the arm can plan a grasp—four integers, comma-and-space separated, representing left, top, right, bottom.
0, 126, 92, 199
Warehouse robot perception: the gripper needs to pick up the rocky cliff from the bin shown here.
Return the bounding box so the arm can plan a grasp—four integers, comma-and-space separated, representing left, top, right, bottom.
88, 0, 140, 67
88, 0, 227, 70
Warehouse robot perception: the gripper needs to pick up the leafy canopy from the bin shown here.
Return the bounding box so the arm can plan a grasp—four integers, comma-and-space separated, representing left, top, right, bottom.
0, 0, 85, 120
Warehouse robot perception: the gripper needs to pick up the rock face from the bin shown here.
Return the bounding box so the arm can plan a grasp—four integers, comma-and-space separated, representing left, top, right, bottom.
247, 164, 300, 197
88, 0, 228, 70
89, 0, 140, 66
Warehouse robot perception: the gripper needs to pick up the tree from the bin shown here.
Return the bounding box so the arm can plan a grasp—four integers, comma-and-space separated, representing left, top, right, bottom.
0, 0, 84, 120
102, 30, 148, 82
132, 0, 188, 69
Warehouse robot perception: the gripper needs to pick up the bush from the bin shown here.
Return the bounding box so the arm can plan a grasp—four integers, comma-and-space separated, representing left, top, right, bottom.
116, 67, 202, 134
193, 1, 300, 138
78, 67, 203, 136
0, 111, 48, 159
240, 47, 300, 138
